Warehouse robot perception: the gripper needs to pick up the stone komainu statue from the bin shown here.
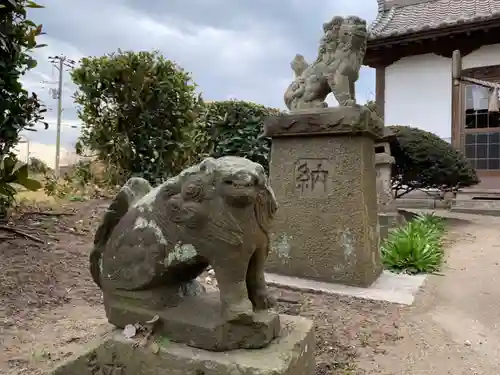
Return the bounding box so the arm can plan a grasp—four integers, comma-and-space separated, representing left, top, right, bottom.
284, 15, 368, 111
90, 156, 278, 323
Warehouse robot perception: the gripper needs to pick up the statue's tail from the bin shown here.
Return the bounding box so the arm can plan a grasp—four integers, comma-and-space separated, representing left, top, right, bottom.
283, 88, 293, 110
90, 178, 152, 287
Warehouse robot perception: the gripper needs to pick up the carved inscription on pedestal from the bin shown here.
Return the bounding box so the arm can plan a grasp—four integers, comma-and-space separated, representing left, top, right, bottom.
294, 158, 330, 197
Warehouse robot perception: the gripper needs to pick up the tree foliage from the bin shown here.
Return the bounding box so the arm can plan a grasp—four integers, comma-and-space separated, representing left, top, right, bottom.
0, 0, 46, 215
0, 154, 42, 219
201, 100, 281, 172
0, 0, 47, 156
71, 50, 205, 184
388, 125, 479, 197
28, 156, 50, 174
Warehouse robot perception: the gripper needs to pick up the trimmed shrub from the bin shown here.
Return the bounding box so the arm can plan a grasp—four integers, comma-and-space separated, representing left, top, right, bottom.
388, 125, 479, 198
201, 100, 281, 172
29, 157, 50, 174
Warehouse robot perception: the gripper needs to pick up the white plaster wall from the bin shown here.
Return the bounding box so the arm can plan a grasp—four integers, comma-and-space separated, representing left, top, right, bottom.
384, 43, 500, 138
463, 43, 500, 70
385, 54, 451, 138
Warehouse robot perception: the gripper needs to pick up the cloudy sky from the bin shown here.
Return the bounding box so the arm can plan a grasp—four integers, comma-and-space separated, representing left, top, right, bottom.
21, 0, 378, 150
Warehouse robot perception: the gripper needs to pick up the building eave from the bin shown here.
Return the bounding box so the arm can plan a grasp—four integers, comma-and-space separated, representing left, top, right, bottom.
368, 15, 500, 48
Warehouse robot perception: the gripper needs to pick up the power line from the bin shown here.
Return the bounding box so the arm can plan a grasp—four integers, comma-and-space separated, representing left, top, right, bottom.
47, 55, 76, 178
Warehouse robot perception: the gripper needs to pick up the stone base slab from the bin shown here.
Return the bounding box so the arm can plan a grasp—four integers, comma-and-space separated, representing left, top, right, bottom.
104, 291, 280, 352
266, 271, 426, 305
51, 314, 315, 375
263, 106, 384, 139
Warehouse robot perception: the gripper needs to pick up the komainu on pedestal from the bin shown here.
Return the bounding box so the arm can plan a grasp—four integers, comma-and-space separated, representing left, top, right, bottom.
89, 156, 282, 351
265, 15, 384, 288
51, 157, 315, 375
284, 15, 368, 111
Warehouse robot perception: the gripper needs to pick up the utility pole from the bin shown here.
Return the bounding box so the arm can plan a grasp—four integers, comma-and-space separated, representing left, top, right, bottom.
48, 55, 75, 178
26, 137, 29, 164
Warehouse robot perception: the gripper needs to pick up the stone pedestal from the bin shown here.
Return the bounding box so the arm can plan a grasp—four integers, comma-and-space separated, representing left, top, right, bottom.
103, 291, 280, 352
264, 106, 383, 287
51, 315, 315, 375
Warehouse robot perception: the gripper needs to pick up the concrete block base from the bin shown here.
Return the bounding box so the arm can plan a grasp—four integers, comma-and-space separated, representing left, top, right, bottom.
51, 315, 316, 375
103, 291, 280, 352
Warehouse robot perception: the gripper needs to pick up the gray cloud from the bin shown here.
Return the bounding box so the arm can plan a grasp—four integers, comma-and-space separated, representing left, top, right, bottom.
22, 0, 377, 149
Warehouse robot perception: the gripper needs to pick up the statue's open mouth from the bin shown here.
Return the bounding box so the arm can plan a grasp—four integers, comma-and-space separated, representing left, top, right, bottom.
223, 175, 259, 189
226, 181, 253, 188
351, 28, 366, 38
222, 178, 260, 207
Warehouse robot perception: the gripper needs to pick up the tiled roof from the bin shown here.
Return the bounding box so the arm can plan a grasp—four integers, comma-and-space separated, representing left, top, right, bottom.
369, 0, 500, 39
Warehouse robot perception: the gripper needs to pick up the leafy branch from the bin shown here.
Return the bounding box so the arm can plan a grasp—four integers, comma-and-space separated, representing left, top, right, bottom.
0, 0, 47, 218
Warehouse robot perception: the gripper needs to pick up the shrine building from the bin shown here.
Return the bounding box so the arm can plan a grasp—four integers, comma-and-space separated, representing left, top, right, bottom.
365, 0, 500, 192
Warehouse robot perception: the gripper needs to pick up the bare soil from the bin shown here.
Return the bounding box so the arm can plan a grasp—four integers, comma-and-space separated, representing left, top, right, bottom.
2, 200, 498, 375
0, 200, 110, 375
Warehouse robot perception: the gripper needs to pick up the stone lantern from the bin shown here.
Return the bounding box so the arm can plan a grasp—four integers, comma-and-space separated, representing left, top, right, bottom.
375, 131, 403, 241
375, 141, 395, 212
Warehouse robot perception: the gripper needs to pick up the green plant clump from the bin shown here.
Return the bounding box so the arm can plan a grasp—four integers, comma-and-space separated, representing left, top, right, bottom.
381, 213, 446, 274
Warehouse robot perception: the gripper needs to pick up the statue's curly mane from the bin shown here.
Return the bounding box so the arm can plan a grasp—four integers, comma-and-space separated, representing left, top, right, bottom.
284, 15, 369, 110
320, 17, 367, 66
254, 186, 278, 235
162, 157, 277, 243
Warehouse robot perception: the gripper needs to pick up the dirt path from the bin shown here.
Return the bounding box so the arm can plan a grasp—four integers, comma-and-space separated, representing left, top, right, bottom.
358, 212, 500, 374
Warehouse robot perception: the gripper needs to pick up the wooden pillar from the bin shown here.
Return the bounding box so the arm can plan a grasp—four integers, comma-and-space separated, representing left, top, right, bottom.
451, 50, 463, 150
375, 66, 386, 120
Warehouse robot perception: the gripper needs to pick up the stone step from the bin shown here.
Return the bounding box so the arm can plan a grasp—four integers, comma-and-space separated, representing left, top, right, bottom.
457, 188, 500, 200
452, 199, 500, 210
394, 198, 450, 209
451, 199, 500, 216
450, 207, 500, 216
394, 198, 436, 209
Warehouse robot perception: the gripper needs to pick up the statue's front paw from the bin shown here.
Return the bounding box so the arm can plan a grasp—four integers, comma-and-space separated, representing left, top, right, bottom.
252, 291, 276, 311
312, 101, 328, 109
223, 299, 254, 323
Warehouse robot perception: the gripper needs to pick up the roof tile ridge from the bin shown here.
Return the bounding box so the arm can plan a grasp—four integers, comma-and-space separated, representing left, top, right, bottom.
371, 6, 397, 35
368, 11, 385, 33
368, 0, 387, 33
